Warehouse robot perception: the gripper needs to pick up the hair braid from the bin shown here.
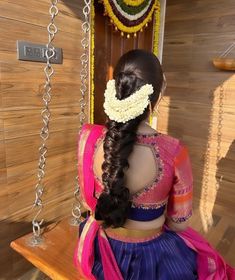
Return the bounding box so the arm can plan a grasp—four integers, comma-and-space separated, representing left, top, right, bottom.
95, 50, 163, 228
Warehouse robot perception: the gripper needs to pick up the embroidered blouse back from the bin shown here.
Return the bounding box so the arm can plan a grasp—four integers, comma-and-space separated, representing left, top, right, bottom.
93, 128, 193, 224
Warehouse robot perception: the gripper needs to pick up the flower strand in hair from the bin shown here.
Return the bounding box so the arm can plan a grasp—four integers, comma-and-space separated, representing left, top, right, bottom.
103, 79, 154, 123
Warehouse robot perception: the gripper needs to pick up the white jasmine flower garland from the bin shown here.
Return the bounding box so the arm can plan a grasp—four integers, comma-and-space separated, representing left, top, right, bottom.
103, 79, 153, 123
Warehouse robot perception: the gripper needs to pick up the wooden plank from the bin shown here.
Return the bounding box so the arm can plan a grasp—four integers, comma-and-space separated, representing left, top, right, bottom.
6, 175, 75, 219
3, 106, 81, 139
93, 2, 110, 124
5, 129, 77, 166
8, 192, 75, 223
0, 17, 82, 61
2, 150, 77, 219
1, 80, 89, 110
123, 34, 135, 53
10, 218, 82, 280
226, 236, 235, 266
0, 61, 80, 84
166, 0, 235, 22
216, 225, 235, 256
0, 222, 14, 280
0, 0, 83, 35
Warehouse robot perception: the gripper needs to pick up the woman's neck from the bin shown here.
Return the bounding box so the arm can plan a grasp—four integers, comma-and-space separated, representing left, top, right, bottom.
137, 120, 156, 134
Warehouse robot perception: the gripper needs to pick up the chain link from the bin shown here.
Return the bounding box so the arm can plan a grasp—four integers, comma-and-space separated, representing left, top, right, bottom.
220, 42, 235, 58
30, 0, 59, 246
201, 84, 225, 231
70, 0, 91, 226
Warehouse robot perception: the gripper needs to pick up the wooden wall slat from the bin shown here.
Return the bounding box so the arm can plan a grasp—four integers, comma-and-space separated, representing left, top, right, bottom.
166, 0, 235, 21
1, 81, 86, 110
93, 2, 110, 124
5, 130, 77, 167
0, 18, 82, 56
0, 0, 83, 34
4, 106, 81, 139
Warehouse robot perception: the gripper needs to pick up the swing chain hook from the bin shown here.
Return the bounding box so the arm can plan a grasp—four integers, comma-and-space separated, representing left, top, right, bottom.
70, 0, 91, 226
29, 0, 59, 246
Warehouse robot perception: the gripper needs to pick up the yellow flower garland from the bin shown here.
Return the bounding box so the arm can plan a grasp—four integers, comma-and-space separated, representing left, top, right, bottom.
103, 0, 157, 33
153, 2, 160, 56
123, 0, 146, 6
149, 2, 160, 126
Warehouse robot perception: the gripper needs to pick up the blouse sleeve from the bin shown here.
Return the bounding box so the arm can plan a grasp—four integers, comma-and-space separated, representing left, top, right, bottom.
167, 143, 193, 223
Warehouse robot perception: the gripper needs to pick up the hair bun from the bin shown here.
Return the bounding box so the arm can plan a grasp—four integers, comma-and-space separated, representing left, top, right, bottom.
115, 71, 139, 100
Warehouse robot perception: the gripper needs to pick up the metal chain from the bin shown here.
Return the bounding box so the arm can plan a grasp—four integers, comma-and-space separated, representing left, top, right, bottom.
216, 85, 224, 182
201, 83, 225, 231
220, 42, 235, 58
70, 0, 91, 226
30, 0, 59, 246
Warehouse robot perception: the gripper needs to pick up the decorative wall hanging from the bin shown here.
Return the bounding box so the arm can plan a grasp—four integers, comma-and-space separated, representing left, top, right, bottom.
102, 0, 160, 38
89, 0, 163, 123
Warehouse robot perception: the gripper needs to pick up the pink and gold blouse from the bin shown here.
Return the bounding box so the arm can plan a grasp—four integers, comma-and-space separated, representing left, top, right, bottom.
93, 126, 193, 224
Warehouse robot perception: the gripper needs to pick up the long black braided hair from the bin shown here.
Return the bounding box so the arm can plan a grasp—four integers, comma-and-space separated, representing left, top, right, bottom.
95, 49, 163, 228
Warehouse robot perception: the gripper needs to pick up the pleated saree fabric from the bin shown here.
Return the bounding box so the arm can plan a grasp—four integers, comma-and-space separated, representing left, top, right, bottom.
79, 220, 197, 280
74, 124, 235, 280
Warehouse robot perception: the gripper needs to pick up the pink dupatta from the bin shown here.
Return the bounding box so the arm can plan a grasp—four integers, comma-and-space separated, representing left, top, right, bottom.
178, 227, 235, 280
73, 124, 123, 280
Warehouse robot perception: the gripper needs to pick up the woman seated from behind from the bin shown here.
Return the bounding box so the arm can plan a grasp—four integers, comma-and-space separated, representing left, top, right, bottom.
74, 49, 235, 280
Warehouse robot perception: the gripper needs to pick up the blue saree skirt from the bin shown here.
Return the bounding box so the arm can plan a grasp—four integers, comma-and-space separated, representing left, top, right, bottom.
79, 220, 198, 280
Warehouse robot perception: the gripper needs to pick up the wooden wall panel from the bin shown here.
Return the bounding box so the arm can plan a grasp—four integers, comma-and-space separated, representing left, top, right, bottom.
0, 0, 86, 278
161, 0, 235, 266
93, 3, 110, 125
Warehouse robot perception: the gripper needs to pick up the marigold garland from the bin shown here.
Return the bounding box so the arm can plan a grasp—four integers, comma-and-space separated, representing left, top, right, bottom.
150, 2, 161, 127
123, 0, 146, 6
116, 0, 150, 15
103, 0, 157, 33
153, 2, 160, 56
111, 0, 153, 26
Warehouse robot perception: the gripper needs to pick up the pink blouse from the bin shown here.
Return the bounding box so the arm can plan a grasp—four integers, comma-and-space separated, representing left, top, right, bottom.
93, 127, 193, 223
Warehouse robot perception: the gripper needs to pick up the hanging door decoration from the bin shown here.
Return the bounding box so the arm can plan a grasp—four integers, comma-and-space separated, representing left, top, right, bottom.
90, 0, 165, 124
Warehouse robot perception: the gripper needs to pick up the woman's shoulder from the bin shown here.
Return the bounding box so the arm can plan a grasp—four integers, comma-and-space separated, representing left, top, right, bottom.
78, 124, 106, 143
81, 123, 105, 129
157, 132, 186, 156
158, 131, 180, 144
80, 123, 106, 133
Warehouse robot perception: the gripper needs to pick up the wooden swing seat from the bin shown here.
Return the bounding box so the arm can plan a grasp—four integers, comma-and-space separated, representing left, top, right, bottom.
213, 58, 235, 71
10, 217, 84, 280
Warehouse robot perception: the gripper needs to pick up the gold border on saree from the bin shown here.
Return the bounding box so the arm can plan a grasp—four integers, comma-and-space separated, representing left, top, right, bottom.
104, 226, 163, 243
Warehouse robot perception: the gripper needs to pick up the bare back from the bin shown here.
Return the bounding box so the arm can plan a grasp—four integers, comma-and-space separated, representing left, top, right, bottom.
93, 127, 165, 230
93, 141, 159, 195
